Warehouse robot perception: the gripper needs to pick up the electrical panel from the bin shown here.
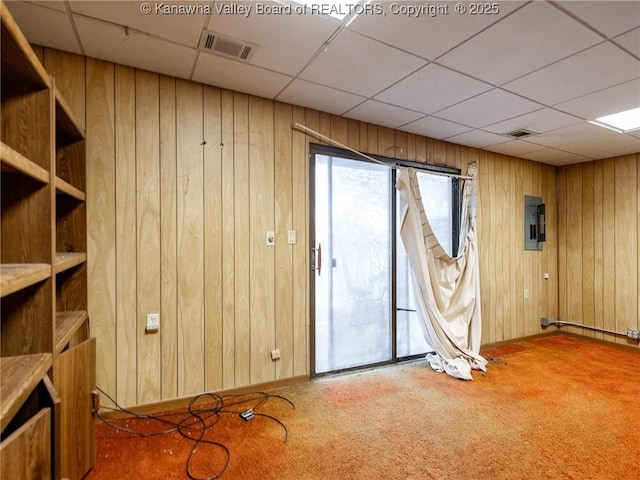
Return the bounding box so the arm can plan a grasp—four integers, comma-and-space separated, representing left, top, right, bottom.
524, 195, 545, 251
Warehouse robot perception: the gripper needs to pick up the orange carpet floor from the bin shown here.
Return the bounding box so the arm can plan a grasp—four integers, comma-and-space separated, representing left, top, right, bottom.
86, 334, 640, 479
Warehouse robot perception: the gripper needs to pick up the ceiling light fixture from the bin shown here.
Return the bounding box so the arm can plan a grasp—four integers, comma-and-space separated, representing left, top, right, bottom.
589, 107, 640, 133
288, 0, 372, 24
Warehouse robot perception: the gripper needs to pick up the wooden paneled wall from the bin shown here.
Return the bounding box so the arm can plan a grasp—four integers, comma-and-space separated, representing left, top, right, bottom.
36, 47, 567, 408
558, 156, 639, 348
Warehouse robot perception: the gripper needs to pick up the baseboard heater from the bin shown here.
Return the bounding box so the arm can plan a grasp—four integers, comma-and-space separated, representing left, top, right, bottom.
540, 317, 640, 341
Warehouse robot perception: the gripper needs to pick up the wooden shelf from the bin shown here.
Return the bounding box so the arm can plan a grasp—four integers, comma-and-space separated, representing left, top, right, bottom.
0, 264, 51, 298
54, 252, 86, 275
0, 2, 49, 92
55, 87, 85, 142
55, 311, 88, 354
55, 176, 85, 201
0, 142, 49, 184
1, 2, 94, 477
0, 353, 52, 433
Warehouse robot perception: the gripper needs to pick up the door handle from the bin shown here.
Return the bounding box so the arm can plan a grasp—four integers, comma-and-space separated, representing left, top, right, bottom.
311, 243, 322, 276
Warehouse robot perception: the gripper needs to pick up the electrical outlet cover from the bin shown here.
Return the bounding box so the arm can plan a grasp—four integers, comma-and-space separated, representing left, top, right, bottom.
146, 313, 160, 332
266, 231, 275, 246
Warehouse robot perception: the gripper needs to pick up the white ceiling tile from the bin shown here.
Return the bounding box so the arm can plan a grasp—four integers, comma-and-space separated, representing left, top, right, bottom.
588, 138, 640, 159
614, 27, 640, 58
526, 122, 609, 148
483, 140, 547, 157
484, 108, 582, 135
504, 42, 640, 106
375, 63, 492, 114
349, 1, 526, 60
554, 0, 640, 38
75, 16, 197, 79
276, 79, 365, 114
519, 149, 592, 166
69, 1, 208, 47
444, 129, 508, 148
554, 79, 640, 120
435, 89, 542, 128
438, 1, 602, 86
28, 1, 67, 12
205, 1, 338, 76
402, 116, 472, 140
193, 51, 293, 99
525, 122, 640, 159
626, 130, 640, 139
299, 29, 427, 97
6, 1, 82, 54
344, 100, 424, 129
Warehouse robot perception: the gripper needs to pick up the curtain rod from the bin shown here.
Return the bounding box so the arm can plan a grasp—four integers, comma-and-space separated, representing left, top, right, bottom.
292, 122, 474, 180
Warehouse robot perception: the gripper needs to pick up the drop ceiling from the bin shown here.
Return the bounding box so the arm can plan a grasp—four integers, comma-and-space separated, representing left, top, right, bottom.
6, 0, 640, 166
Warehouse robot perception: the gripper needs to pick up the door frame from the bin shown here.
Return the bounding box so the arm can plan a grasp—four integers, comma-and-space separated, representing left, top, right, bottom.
308, 142, 461, 377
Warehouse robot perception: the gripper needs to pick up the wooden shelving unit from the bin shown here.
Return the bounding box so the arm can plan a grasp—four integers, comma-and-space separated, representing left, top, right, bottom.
0, 2, 95, 479
0, 354, 52, 432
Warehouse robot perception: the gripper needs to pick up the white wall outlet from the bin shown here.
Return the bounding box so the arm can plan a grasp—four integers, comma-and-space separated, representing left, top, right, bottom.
288, 230, 297, 245
146, 313, 160, 333
270, 349, 281, 360
524, 288, 529, 299
266, 231, 275, 246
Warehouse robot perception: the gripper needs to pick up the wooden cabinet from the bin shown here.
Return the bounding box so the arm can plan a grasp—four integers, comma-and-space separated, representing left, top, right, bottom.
1, 2, 95, 479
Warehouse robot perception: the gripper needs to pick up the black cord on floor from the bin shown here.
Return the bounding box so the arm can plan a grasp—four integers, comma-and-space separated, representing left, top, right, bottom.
95, 387, 294, 480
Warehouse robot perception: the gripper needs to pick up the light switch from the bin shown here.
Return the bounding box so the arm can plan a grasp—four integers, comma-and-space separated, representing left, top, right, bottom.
288, 230, 296, 245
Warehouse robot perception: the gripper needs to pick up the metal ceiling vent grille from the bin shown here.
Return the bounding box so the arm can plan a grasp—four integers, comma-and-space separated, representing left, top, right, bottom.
198, 30, 256, 61
503, 128, 538, 139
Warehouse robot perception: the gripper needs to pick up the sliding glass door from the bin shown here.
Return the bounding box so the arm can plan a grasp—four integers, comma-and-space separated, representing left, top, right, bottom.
310, 145, 458, 375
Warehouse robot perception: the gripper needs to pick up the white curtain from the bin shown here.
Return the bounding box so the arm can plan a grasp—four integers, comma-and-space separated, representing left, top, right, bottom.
396, 166, 487, 380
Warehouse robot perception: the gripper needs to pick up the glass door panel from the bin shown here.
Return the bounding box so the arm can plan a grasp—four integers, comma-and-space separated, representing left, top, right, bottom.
313, 154, 391, 374
396, 171, 452, 357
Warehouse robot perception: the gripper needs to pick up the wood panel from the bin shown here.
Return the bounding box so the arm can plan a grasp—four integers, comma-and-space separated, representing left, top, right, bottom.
221, 89, 235, 389
175, 80, 204, 396
601, 159, 616, 342
135, 69, 161, 403
114, 64, 137, 407
582, 162, 595, 336
275, 102, 294, 380
292, 106, 308, 376
249, 96, 275, 384
614, 156, 638, 343
85, 58, 116, 405
507, 157, 517, 339
233, 92, 251, 388
593, 160, 604, 338
203, 85, 223, 391
566, 164, 583, 335
494, 155, 506, 340
159, 75, 178, 399
43, 49, 85, 130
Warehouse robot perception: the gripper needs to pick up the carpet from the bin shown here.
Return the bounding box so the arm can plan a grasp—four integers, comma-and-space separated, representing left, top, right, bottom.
86, 334, 640, 479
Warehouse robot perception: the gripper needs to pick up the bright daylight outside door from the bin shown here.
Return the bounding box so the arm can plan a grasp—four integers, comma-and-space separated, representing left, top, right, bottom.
312, 147, 455, 375
312, 153, 391, 374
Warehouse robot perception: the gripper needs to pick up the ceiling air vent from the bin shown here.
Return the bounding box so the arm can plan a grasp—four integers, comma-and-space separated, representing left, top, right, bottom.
198, 30, 257, 61
503, 128, 538, 139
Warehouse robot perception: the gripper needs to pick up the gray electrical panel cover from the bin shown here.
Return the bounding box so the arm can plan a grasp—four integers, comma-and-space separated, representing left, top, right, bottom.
524, 195, 545, 251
